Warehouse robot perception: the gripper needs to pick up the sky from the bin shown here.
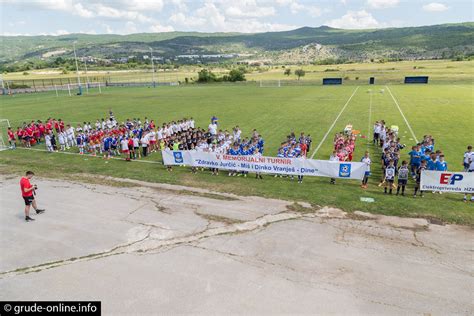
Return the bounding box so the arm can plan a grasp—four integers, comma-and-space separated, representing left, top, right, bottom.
0, 0, 472, 36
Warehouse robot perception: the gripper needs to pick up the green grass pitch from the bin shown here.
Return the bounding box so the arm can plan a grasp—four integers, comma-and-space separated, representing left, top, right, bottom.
0, 83, 473, 224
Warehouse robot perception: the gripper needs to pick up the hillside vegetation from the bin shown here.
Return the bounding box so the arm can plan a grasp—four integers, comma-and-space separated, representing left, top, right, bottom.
1, 23, 473, 67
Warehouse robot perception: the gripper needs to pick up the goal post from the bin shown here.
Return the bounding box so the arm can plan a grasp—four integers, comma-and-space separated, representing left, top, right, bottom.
0, 119, 11, 151
259, 80, 281, 87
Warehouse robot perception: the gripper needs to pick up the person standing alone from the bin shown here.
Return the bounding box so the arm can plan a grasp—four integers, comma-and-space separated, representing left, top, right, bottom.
20, 171, 45, 222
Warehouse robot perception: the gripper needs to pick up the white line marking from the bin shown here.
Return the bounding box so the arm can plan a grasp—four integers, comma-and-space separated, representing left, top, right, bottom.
310, 86, 359, 159
9, 147, 162, 164
385, 85, 418, 144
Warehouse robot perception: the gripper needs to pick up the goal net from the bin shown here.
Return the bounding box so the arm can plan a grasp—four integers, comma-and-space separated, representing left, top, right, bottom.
259, 80, 281, 87
0, 119, 11, 151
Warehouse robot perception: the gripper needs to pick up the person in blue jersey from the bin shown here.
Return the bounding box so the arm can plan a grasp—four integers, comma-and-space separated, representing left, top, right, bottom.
254, 148, 263, 180
408, 145, 421, 179
298, 132, 306, 145
286, 145, 297, 181
436, 155, 448, 172
76, 133, 84, 155
257, 136, 265, 155
239, 145, 251, 177
427, 153, 438, 171
273, 148, 286, 178
227, 143, 240, 177
111, 136, 118, 156
422, 149, 431, 164
103, 134, 112, 159
247, 140, 256, 155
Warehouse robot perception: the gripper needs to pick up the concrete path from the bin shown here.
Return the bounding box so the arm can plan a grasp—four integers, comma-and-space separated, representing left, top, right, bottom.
0, 175, 472, 315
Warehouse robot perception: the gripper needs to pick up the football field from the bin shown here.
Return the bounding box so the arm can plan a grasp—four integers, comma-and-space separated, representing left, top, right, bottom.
0, 83, 473, 224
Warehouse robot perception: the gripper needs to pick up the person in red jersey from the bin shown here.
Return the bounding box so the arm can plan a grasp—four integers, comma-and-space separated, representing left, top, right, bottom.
20, 171, 45, 222
24, 124, 33, 148
7, 127, 16, 149
59, 119, 65, 132
46, 119, 53, 133
53, 119, 60, 133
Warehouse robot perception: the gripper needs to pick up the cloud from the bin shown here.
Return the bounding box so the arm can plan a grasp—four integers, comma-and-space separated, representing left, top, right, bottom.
149, 23, 175, 32
169, 12, 206, 27
102, 24, 114, 34
117, 0, 164, 12
171, 0, 188, 12
123, 21, 138, 34
289, 1, 305, 13
273, 0, 322, 17
225, 2, 276, 18
92, 4, 153, 23
367, 0, 399, 9
307, 6, 323, 17
73, 3, 94, 18
38, 29, 71, 36
422, 2, 449, 12
1, 0, 154, 23
326, 10, 382, 29
167, 2, 296, 33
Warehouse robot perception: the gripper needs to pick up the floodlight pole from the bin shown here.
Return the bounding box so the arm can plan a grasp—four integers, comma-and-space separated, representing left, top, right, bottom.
73, 41, 82, 95
150, 47, 156, 87
84, 59, 90, 94
0, 74, 5, 95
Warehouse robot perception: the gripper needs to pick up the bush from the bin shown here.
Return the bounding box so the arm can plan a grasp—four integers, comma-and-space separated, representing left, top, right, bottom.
226, 68, 246, 82
197, 69, 217, 83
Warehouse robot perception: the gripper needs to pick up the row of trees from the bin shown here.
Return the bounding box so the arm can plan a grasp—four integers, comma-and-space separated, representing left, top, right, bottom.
284, 68, 306, 80
197, 68, 246, 83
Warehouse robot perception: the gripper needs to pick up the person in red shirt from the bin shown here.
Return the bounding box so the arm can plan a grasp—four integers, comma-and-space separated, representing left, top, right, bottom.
20, 171, 45, 222
46, 120, 52, 133
299, 142, 307, 157
54, 119, 60, 133
7, 127, 16, 149
24, 125, 33, 148
16, 127, 24, 147
38, 121, 45, 140
59, 119, 65, 132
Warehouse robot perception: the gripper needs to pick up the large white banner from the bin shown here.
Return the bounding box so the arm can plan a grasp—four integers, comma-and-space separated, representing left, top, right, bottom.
162, 150, 368, 180
421, 170, 474, 193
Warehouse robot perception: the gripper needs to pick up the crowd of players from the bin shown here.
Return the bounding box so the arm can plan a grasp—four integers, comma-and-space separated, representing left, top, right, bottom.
6, 114, 473, 200
371, 120, 473, 202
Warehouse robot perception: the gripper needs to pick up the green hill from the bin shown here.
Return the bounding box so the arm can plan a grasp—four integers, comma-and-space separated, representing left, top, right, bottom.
1, 22, 473, 65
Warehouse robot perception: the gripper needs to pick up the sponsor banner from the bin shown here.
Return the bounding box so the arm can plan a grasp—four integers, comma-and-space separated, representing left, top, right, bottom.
421, 170, 474, 193
162, 150, 368, 180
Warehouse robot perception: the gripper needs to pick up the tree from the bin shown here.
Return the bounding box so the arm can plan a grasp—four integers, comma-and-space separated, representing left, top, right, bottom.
284, 68, 291, 76
197, 69, 217, 83
295, 69, 305, 80
227, 68, 246, 82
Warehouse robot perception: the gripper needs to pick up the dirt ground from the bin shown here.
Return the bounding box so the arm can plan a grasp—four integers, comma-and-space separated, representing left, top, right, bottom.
0, 175, 473, 315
